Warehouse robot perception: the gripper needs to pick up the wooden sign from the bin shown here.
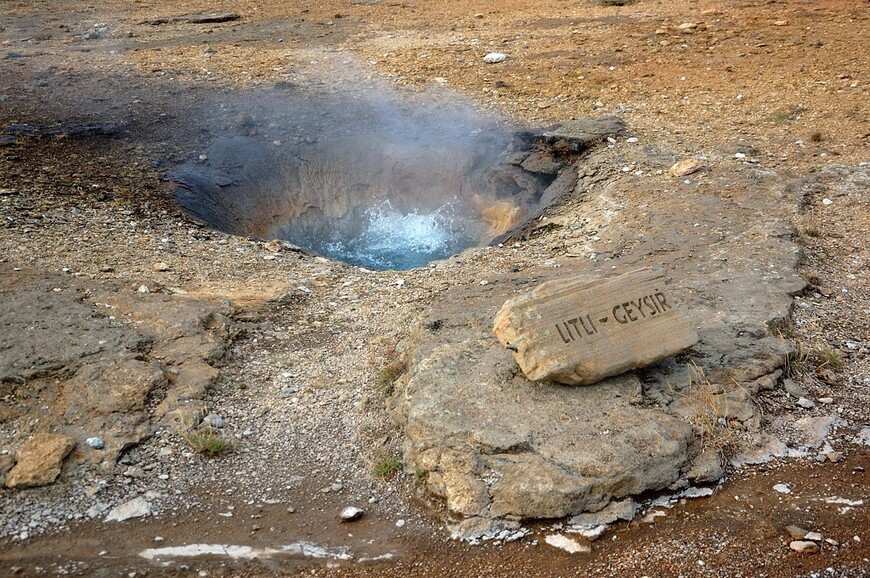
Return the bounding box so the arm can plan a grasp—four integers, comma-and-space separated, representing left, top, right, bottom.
493, 269, 699, 385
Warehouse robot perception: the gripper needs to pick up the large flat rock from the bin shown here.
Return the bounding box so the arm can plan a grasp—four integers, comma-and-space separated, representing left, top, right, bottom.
391, 152, 808, 535
0, 267, 233, 476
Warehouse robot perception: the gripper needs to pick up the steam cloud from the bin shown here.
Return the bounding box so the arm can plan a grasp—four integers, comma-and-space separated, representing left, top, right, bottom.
169, 77, 552, 269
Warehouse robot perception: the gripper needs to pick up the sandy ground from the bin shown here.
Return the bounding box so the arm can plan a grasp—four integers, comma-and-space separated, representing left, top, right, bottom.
1, 0, 868, 576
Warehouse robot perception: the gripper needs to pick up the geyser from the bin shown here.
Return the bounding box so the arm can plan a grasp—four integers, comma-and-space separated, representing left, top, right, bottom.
171, 133, 546, 269
169, 87, 621, 269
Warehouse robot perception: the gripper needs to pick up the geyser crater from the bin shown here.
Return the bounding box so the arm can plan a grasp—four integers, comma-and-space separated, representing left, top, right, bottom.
168, 92, 621, 269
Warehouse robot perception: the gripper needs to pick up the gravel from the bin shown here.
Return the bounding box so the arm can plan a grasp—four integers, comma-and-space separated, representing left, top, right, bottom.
1, 1, 868, 575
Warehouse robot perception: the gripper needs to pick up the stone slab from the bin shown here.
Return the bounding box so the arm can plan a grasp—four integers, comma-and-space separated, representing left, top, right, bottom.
5, 433, 75, 489
104, 496, 153, 522
493, 268, 699, 385
0, 265, 230, 467
392, 149, 813, 538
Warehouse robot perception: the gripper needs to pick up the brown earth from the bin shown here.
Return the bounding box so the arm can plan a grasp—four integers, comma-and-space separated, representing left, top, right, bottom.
1, 0, 868, 577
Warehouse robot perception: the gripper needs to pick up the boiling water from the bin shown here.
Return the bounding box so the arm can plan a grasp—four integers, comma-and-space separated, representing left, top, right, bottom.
288, 201, 477, 270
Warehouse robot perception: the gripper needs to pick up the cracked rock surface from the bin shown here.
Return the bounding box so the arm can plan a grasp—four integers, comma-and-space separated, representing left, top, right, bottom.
393, 151, 808, 533
0, 266, 232, 466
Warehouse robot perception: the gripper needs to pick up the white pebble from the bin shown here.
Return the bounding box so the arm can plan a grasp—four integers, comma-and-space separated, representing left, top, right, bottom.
544, 534, 590, 554
797, 397, 815, 409
340, 507, 364, 522
86, 437, 105, 449
483, 52, 507, 63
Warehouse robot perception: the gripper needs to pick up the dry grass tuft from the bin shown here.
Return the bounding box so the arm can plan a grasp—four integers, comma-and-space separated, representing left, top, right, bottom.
814, 346, 844, 373
675, 362, 744, 457
376, 358, 407, 396
184, 427, 236, 457
783, 342, 811, 377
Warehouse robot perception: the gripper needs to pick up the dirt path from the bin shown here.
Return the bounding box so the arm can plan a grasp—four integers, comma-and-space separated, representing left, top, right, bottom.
1, 1, 868, 576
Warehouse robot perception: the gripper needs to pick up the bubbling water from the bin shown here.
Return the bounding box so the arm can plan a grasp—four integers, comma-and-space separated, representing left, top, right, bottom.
290, 200, 476, 270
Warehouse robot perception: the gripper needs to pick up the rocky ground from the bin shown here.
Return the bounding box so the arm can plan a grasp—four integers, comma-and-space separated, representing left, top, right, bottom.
1, 0, 868, 576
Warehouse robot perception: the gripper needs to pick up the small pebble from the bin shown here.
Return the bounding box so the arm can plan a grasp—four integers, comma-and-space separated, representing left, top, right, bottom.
396, 519, 406, 528
773, 484, 792, 494
86, 437, 105, 449
783, 378, 809, 399
483, 52, 507, 63
669, 158, 703, 177
796, 397, 815, 409
201, 413, 225, 428
826, 451, 843, 463
789, 540, 820, 554
340, 507, 364, 522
